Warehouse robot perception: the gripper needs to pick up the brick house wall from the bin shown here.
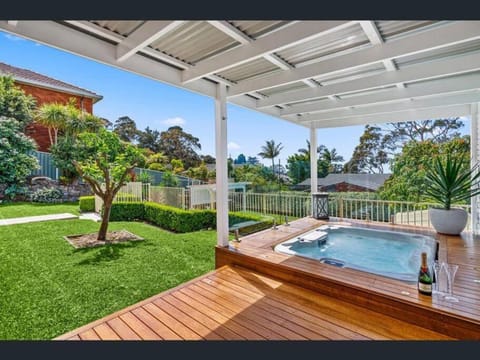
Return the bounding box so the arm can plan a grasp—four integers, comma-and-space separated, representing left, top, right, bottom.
16, 83, 94, 152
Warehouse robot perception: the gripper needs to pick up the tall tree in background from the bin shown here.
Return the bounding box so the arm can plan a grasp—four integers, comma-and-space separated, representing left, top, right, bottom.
379, 137, 470, 202
137, 126, 161, 153
258, 139, 283, 173
0, 76, 36, 129
234, 153, 246, 165
343, 125, 389, 174
319, 145, 344, 174
382, 118, 464, 146
113, 116, 138, 143
158, 126, 202, 169
200, 154, 216, 164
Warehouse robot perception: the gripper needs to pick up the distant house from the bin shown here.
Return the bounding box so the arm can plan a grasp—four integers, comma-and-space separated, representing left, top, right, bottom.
294, 173, 391, 192
0, 62, 103, 152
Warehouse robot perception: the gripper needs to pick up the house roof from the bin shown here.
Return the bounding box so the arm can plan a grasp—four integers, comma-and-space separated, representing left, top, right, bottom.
298, 173, 391, 191
0, 62, 103, 102
2, 21, 479, 128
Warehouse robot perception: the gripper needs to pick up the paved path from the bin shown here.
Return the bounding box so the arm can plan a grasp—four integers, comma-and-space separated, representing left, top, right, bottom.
0, 213, 78, 226
78, 212, 102, 222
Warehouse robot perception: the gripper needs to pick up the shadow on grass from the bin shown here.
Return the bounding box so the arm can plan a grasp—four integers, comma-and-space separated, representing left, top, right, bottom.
75, 240, 152, 266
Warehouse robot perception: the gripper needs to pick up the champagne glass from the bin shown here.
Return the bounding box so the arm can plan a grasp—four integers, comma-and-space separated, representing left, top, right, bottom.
432, 260, 442, 295
443, 263, 459, 302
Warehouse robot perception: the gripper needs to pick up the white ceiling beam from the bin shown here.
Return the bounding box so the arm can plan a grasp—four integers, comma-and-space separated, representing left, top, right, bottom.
7, 21, 18, 26
64, 21, 236, 87
359, 21, 404, 89
182, 21, 354, 83
207, 21, 252, 44
116, 21, 184, 62
0, 21, 218, 97
229, 21, 480, 97
297, 92, 480, 122
281, 73, 480, 116
256, 50, 480, 108
309, 104, 471, 129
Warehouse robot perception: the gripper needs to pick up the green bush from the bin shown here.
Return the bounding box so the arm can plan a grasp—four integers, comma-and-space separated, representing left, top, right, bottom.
79, 196, 95, 212
109, 202, 145, 221
102, 201, 273, 234
144, 202, 215, 233
30, 187, 64, 203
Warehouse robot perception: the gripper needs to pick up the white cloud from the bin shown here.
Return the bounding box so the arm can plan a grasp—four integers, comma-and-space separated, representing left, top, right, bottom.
228, 142, 241, 150
4, 34, 24, 42
162, 117, 185, 126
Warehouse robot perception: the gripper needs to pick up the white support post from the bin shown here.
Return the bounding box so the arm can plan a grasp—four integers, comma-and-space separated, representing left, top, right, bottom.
310, 127, 318, 216
215, 83, 229, 247
471, 103, 480, 235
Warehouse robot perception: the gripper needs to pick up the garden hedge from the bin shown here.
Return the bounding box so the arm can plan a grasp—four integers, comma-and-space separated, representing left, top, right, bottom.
79, 196, 95, 212
107, 201, 273, 233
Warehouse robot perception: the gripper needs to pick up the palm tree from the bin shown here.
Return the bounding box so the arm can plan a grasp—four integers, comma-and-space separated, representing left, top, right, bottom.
258, 140, 284, 173
36, 102, 68, 147
321, 147, 344, 173
298, 139, 322, 159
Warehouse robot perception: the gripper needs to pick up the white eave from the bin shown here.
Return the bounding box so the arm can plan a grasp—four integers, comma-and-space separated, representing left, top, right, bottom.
1, 20, 480, 127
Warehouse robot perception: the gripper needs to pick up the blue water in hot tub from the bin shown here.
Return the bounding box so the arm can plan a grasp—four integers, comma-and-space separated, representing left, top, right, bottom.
274, 225, 437, 282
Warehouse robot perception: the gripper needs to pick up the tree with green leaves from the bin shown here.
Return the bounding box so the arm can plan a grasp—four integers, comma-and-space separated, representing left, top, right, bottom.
71, 129, 145, 241
379, 137, 470, 202
382, 118, 464, 146
113, 116, 138, 143
234, 153, 246, 165
0, 76, 36, 129
137, 126, 161, 153
158, 126, 202, 169
258, 140, 283, 173
343, 125, 389, 174
0, 117, 39, 199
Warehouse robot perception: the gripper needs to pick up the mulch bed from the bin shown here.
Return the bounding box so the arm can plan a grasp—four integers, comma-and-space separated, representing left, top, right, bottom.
63, 230, 144, 249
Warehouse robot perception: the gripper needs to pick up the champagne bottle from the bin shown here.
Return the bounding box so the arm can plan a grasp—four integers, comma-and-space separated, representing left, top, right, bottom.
418, 252, 432, 296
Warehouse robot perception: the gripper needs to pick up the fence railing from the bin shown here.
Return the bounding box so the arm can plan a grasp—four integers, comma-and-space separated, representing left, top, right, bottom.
99, 183, 473, 231
329, 197, 472, 231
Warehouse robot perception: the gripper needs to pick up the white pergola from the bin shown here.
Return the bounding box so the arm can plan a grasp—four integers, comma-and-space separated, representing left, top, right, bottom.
2, 20, 480, 242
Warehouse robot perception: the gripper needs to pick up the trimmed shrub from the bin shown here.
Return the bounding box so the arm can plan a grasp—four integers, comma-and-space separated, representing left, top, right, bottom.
30, 187, 64, 203
109, 202, 145, 221
144, 202, 215, 233
79, 196, 95, 212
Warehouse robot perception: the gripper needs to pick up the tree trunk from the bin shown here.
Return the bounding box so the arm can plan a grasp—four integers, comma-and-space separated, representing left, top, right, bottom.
97, 195, 112, 241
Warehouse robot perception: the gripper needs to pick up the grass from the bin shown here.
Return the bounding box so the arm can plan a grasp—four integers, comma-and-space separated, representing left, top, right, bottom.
0, 216, 216, 339
0, 202, 80, 219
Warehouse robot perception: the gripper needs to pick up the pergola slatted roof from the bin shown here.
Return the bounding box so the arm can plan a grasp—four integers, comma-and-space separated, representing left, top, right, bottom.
1, 20, 479, 129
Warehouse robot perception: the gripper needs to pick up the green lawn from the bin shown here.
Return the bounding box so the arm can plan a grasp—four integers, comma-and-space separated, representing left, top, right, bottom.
0, 202, 80, 219
0, 216, 216, 339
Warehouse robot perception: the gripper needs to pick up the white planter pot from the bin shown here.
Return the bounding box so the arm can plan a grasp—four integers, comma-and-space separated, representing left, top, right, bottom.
428, 207, 468, 235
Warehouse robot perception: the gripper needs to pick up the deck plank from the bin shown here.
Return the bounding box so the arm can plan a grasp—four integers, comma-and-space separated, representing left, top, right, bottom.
57, 264, 455, 340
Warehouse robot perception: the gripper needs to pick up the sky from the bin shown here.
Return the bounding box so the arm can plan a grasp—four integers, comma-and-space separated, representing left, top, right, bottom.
0, 29, 471, 170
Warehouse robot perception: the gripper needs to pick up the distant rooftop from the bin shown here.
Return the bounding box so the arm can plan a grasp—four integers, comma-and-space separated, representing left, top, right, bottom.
298, 173, 391, 191
0, 62, 103, 102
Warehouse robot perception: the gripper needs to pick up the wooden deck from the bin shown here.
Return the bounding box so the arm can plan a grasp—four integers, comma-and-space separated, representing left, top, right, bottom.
56, 265, 454, 340
216, 217, 480, 339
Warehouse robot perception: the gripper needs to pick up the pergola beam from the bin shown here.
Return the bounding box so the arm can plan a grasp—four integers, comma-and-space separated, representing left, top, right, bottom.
297, 92, 480, 123
256, 51, 480, 108
229, 21, 480, 97
116, 21, 184, 62
182, 21, 354, 83
359, 21, 404, 88
7, 21, 18, 27
281, 73, 480, 116
207, 21, 251, 45
309, 104, 471, 129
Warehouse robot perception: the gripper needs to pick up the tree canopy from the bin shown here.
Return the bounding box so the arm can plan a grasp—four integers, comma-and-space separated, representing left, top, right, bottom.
113, 116, 138, 143
71, 129, 145, 240
158, 126, 201, 169
0, 117, 39, 199
0, 76, 36, 129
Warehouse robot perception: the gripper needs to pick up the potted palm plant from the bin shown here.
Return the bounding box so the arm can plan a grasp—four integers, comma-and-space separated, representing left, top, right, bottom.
424, 153, 480, 235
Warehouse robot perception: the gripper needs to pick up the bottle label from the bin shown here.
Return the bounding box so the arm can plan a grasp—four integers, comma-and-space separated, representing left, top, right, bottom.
418, 282, 432, 293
